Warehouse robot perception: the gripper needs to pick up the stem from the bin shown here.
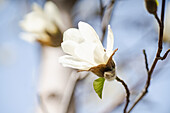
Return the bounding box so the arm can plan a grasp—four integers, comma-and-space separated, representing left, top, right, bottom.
116, 76, 130, 113
100, 0, 115, 43
100, 0, 104, 22
127, 0, 166, 112
99, 0, 106, 43
154, 14, 162, 28
158, 49, 170, 60
143, 49, 149, 72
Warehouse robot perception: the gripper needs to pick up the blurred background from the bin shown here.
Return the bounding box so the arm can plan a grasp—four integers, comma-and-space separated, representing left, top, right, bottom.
0, 0, 170, 113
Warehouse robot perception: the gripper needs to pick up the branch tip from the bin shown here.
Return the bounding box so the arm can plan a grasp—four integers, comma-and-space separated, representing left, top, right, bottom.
143, 49, 149, 72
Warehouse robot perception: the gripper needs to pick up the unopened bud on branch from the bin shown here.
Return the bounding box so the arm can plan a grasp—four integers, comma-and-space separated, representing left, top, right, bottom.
145, 0, 159, 15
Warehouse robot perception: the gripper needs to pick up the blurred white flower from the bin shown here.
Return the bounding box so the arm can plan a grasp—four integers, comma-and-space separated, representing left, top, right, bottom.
59, 22, 117, 80
164, 2, 170, 43
20, 1, 63, 45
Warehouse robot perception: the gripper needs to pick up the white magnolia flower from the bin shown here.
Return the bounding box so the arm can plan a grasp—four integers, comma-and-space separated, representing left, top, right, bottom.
59, 22, 117, 80
20, 1, 63, 45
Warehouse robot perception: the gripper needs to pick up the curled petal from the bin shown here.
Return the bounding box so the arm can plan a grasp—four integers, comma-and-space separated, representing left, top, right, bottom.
106, 25, 114, 57
78, 22, 103, 44
20, 32, 38, 43
94, 44, 106, 64
20, 12, 48, 33
63, 28, 84, 43
106, 25, 114, 56
44, 1, 59, 20
78, 21, 99, 41
59, 55, 92, 70
78, 21, 104, 56
74, 42, 98, 66
20, 2, 57, 34
61, 40, 78, 56
32, 3, 43, 13
44, 1, 64, 31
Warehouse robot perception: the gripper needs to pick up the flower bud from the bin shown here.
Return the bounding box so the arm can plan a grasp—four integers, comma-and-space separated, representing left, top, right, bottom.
145, 0, 159, 15
104, 69, 116, 81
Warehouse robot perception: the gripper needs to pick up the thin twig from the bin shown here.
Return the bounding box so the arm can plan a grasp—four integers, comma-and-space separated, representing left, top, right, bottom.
100, 0, 115, 43
99, 0, 106, 42
143, 49, 149, 72
158, 49, 170, 60
100, 0, 104, 22
154, 14, 162, 27
116, 76, 130, 113
107, 0, 115, 9
127, 0, 166, 112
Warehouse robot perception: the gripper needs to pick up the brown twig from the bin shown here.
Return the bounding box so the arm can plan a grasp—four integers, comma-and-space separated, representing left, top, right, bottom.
143, 49, 149, 72
154, 14, 162, 27
158, 49, 170, 60
116, 76, 130, 113
99, 0, 105, 22
99, 0, 106, 42
100, 0, 115, 43
127, 0, 167, 112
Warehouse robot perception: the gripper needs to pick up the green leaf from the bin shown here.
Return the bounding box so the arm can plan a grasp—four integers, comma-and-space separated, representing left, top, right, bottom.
93, 77, 105, 99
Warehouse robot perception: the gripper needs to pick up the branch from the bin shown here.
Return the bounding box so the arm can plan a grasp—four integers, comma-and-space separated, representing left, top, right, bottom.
158, 0, 166, 54
116, 76, 130, 113
100, 0, 115, 43
154, 14, 162, 28
38, 94, 49, 113
99, 0, 105, 43
59, 71, 79, 113
127, 0, 166, 112
158, 49, 170, 60
99, 0, 104, 22
99, 0, 106, 43
143, 49, 149, 72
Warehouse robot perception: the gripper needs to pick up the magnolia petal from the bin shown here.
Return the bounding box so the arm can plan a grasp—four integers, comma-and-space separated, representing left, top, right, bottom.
94, 44, 106, 64
74, 42, 97, 65
21, 2, 57, 34
78, 21, 100, 42
36, 33, 50, 42
44, 1, 58, 20
32, 3, 43, 13
103, 53, 109, 63
61, 40, 78, 56
20, 12, 48, 33
106, 25, 114, 57
42, 2, 60, 34
59, 55, 92, 70
44, 1, 64, 30
78, 21, 104, 53
20, 32, 38, 43
44, 1, 60, 22
63, 28, 84, 43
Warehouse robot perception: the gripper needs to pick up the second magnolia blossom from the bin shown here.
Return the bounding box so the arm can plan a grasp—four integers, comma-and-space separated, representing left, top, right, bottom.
59, 22, 117, 80
20, 1, 63, 46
